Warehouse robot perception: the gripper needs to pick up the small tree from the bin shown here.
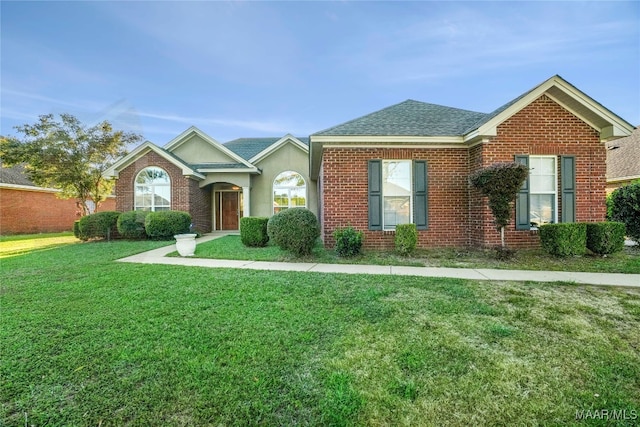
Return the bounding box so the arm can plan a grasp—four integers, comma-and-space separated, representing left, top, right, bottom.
0, 113, 142, 215
470, 162, 529, 248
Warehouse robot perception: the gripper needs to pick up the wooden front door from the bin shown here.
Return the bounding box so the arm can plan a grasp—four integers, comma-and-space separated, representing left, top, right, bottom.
221, 192, 239, 230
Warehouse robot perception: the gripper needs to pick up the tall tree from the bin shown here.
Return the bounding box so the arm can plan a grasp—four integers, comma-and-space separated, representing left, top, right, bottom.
1, 113, 142, 215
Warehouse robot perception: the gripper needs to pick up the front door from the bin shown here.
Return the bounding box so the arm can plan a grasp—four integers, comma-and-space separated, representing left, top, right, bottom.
221, 192, 239, 230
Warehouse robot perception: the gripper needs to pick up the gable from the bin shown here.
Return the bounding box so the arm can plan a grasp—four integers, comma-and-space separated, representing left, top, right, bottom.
171, 133, 239, 164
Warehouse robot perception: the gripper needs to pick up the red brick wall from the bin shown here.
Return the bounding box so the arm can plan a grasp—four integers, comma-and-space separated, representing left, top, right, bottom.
0, 188, 115, 235
320, 95, 606, 250
321, 147, 469, 249
471, 95, 605, 248
115, 152, 212, 231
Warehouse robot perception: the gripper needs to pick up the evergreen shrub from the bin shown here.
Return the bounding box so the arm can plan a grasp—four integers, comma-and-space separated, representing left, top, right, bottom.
117, 210, 150, 240
333, 226, 364, 257
586, 222, 626, 255
539, 223, 586, 257
240, 217, 269, 247
267, 208, 320, 256
145, 210, 191, 240
395, 224, 418, 255
610, 181, 640, 243
78, 211, 121, 241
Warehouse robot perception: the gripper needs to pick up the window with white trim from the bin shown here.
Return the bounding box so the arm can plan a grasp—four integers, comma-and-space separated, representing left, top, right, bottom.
134, 167, 171, 211
383, 160, 412, 230
529, 156, 557, 227
273, 171, 306, 214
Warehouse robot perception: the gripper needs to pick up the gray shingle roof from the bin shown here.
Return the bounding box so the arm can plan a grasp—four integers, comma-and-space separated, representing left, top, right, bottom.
0, 164, 36, 186
224, 137, 309, 160
313, 100, 488, 137
191, 163, 251, 170
606, 127, 640, 181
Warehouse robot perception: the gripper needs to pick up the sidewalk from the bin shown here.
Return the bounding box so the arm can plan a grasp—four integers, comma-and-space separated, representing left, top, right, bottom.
118, 234, 640, 288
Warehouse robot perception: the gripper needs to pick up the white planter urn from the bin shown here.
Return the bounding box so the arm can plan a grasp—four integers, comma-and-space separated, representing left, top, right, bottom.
174, 233, 197, 257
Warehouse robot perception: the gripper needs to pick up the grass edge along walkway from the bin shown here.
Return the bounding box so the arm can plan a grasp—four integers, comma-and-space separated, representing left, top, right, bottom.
119, 234, 640, 288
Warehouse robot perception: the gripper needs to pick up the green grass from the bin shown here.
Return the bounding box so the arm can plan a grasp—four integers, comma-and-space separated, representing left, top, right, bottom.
194, 235, 640, 274
1, 237, 639, 425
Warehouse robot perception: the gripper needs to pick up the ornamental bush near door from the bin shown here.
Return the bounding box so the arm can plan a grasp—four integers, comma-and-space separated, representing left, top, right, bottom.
240, 217, 269, 247
145, 210, 191, 240
267, 208, 320, 256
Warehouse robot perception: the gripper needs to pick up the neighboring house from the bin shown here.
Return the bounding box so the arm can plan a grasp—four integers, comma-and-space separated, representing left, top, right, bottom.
0, 165, 116, 234
606, 126, 640, 193
103, 128, 315, 232
310, 75, 634, 249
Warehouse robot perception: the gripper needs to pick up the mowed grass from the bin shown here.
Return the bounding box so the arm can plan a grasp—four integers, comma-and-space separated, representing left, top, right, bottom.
194, 235, 640, 273
1, 237, 639, 425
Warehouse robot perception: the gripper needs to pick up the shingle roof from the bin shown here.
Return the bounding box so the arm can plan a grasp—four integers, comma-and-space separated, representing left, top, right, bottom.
224, 137, 309, 160
0, 164, 36, 186
313, 100, 488, 137
606, 127, 640, 181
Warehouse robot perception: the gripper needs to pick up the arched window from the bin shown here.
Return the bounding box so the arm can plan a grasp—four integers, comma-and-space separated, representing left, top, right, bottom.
135, 167, 171, 211
273, 171, 306, 214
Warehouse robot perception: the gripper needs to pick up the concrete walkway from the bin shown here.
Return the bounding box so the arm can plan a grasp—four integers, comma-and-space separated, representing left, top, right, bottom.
118, 234, 640, 288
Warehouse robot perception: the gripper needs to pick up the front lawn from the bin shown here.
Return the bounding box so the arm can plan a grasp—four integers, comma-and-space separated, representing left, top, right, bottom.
1, 238, 639, 425
193, 235, 640, 274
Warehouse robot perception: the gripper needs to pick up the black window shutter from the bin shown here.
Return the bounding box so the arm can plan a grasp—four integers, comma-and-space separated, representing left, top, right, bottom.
514, 155, 530, 230
368, 160, 382, 230
561, 156, 576, 223
413, 160, 428, 230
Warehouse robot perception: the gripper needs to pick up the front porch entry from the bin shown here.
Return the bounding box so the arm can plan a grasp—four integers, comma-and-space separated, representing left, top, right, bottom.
214, 188, 243, 230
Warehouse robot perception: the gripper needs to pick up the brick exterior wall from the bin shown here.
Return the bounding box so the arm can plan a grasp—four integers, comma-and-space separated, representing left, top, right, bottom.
115, 152, 212, 232
320, 95, 607, 249
0, 188, 115, 234
321, 147, 469, 249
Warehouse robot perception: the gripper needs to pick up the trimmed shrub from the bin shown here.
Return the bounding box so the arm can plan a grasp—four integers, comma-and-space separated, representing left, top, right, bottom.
395, 224, 418, 256
610, 181, 640, 243
73, 220, 87, 241
586, 222, 626, 255
78, 211, 121, 241
145, 210, 191, 240
333, 226, 364, 257
539, 223, 587, 257
117, 210, 149, 240
267, 208, 320, 257
240, 216, 269, 247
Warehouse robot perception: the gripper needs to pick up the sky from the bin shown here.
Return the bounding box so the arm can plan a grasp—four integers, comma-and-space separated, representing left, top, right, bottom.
2, 1, 639, 148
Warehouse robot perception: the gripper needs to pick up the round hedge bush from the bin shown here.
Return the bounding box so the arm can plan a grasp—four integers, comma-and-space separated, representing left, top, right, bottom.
144, 210, 192, 240
117, 210, 150, 240
610, 181, 640, 244
267, 208, 320, 256
78, 211, 121, 240
240, 216, 269, 247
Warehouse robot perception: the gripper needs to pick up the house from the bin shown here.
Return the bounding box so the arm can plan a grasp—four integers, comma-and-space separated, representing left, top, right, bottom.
606, 127, 640, 193
310, 75, 634, 249
103, 128, 315, 232
0, 164, 116, 234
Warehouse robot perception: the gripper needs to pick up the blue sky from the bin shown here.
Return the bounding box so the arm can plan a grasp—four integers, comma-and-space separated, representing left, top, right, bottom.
2, 1, 638, 147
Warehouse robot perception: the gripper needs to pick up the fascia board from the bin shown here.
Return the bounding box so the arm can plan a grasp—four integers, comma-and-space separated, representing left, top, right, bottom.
474, 76, 634, 139
309, 135, 465, 144
0, 183, 61, 193
197, 167, 261, 174
164, 126, 257, 169
606, 174, 640, 183
249, 134, 309, 163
